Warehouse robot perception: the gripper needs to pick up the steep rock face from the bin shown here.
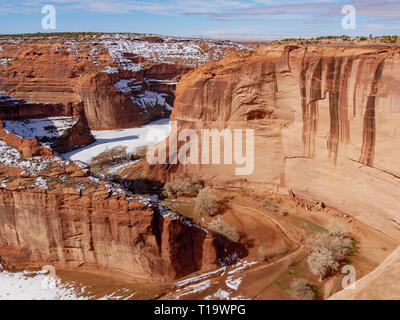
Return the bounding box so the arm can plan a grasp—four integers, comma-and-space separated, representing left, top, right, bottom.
0, 157, 243, 280
0, 96, 94, 154
330, 246, 400, 300
0, 35, 246, 129
144, 44, 400, 241
77, 71, 175, 129
0, 41, 180, 130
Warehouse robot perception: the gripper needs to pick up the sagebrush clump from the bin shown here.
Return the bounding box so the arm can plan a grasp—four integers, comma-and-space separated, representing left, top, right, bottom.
163, 178, 203, 198
208, 218, 240, 242
290, 278, 317, 300
194, 187, 218, 216
90, 146, 130, 177
307, 222, 353, 280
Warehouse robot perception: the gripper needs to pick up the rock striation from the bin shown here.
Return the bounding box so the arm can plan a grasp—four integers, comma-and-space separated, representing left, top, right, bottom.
144, 44, 400, 241
0, 145, 245, 280
0, 93, 94, 155
0, 34, 248, 129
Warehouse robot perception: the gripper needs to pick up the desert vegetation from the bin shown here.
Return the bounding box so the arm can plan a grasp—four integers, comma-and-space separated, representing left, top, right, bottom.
163, 178, 203, 198
307, 222, 355, 280
208, 218, 240, 242
90, 146, 130, 177
194, 187, 219, 216
275, 34, 400, 46
290, 278, 318, 300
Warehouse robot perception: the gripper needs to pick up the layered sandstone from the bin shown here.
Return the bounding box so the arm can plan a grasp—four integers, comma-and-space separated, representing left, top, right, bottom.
0, 150, 244, 281
0, 34, 247, 129
0, 94, 94, 154
144, 44, 400, 241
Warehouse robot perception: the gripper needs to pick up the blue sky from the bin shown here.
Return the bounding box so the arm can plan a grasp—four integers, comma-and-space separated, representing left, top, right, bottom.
0, 0, 399, 39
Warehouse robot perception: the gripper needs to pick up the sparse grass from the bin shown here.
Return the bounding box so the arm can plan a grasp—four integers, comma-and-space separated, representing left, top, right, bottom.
294, 217, 328, 233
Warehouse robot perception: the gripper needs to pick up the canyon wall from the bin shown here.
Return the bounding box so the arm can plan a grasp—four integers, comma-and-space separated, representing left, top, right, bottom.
0, 96, 94, 154
144, 44, 400, 241
0, 160, 243, 280
0, 36, 244, 129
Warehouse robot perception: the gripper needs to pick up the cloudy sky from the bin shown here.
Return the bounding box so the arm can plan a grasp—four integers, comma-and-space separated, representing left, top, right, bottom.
0, 0, 399, 38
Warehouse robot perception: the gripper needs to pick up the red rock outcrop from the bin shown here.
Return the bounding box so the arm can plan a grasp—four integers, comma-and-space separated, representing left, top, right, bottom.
144, 44, 400, 241
0, 35, 246, 129
0, 96, 94, 154
330, 246, 400, 300
0, 156, 245, 280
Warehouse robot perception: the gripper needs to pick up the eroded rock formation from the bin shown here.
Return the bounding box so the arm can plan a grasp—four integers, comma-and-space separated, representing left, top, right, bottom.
0, 153, 245, 280
0, 35, 247, 129
0, 94, 94, 155
144, 44, 400, 241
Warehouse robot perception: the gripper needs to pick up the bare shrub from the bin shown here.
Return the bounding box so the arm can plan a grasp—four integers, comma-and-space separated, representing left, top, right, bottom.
223, 194, 234, 202
163, 178, 203, 198
208, 219, 240, 242
290, 278, 316, 300
279, 209, 289, 217
90, 146, 130, 177
307, 223, 353, 280
262, 198, 279, 212
131, 146, 148, 161
257, 246, 267, 262
194, 187, 218, 216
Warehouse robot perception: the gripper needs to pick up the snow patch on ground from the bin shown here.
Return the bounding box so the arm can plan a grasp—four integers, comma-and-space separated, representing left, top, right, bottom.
174, 266, 227, 289
0, 57, 14, 68
101, 34, 246, 67
0, 270, 85, 300
174, 280, 211, 300
145, 78, 177, 85
114, 78, 136, 93
227, 260, 258, 275
225, 276, 242, 291
131, 91, 171, 111
107, 160, 140, 175
0, 141, 63, 176
62, 118, 170, 163
0, 92, 20, 103
33, 176, 49, 190
0, 269, 134, 300
103, 66, 119, 74
2, 117, 78, 145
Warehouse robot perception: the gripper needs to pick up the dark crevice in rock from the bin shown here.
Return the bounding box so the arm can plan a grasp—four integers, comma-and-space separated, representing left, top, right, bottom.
359, 59, 385, 167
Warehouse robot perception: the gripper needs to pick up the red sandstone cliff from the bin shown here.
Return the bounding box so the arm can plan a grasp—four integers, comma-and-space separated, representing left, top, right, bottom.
0, 95, 94, 155
0, 34, 247, 129
143, 44, 400, 241
0, 146, 245, 280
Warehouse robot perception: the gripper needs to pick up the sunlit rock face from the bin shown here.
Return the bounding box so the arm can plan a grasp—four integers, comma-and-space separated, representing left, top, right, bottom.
144, 44, 400, 241
0, 34, 247, 130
